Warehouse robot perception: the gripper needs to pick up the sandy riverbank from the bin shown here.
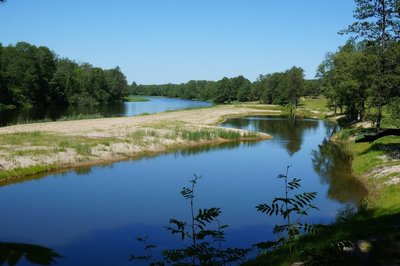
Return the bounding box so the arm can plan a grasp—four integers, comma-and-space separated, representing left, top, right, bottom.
0, 104, 281, 181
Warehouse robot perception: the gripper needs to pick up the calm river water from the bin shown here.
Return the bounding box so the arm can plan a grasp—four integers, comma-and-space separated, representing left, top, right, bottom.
0, 115, 367, 265
0, 97, 212, 126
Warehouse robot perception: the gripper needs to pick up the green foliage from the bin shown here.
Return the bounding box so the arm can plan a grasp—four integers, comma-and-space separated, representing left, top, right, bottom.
336, 0, 400, 129
130, 80, 217, 101
255, 166, 320, 255
163, 175, 250, 265
385, 97, 400, 128
258, 66, 305, 107
129, 71, 314, 106
0, 242, 62, 266
0, 42, 128, 108
131, 175, 250, 265
317, 41, 374, 120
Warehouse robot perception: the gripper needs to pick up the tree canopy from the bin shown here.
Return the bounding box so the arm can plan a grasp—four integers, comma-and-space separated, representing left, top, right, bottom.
339, 0, 400, 130
0, 42, 128, 109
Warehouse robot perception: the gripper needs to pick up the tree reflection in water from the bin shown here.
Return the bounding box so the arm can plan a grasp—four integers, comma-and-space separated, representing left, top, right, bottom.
312, 139, 367, 204
221, 115, 319, 156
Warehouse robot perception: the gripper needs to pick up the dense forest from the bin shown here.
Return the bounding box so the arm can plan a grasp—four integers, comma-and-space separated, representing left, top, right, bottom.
130, 69, 320, 105
0, 42, 128, 109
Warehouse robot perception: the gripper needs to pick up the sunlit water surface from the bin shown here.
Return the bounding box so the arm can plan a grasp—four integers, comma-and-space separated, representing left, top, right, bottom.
0, 116, 366, 265
0, 96, 212, 126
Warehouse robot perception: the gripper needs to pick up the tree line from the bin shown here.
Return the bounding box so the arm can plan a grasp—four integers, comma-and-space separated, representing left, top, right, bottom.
0, 42, 128, 109
130, 69, 320, 105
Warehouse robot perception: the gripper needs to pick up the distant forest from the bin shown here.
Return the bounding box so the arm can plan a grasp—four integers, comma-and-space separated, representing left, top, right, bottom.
0, 42, 128, 109
0, 41, 320, 110
130, 68, 320, 105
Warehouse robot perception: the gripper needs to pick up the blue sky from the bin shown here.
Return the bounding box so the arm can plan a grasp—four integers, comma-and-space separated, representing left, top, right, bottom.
0, 0, 356, 84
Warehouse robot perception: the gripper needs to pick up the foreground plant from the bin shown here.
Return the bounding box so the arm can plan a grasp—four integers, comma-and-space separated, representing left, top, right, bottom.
130, 174, 250, 265
164, 174, 250, 265
255, 166, 319, 255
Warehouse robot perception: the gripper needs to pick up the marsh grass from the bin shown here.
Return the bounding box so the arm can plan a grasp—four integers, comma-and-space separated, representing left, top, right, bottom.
57, 113, 104, 121
177, 128, 258, 141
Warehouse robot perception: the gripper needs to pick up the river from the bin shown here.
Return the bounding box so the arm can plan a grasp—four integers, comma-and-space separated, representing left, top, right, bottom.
0, 115, 366, 265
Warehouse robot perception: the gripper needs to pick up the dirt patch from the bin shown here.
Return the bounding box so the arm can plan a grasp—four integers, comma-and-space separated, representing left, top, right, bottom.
384, 177, 400, 186
369, 165, 400, 179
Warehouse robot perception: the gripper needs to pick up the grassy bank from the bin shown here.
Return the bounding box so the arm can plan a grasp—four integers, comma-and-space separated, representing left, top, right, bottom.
246, 99, 400, 265
0, 104, 275, 182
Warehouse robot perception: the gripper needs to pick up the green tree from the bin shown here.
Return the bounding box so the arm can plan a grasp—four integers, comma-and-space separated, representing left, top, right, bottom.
235, 76, 251, 102
213, 77, 231, 103
0, 42, 127, 107
317, 41, 374, 120
285, 66, 304, 108
341, 0, 400, 130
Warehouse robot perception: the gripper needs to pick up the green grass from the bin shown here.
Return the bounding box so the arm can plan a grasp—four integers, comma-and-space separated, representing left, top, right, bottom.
299, 96, 329, 112
351, 136, 400, 176
0, 165, 56, 179
123, 96, 150, 102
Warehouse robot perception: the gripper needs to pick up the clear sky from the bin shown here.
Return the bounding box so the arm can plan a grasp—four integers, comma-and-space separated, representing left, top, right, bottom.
0, 0, 356, 84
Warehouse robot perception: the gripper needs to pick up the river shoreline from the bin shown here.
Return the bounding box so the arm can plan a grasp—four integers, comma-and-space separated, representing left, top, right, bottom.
0, 104, 279, 182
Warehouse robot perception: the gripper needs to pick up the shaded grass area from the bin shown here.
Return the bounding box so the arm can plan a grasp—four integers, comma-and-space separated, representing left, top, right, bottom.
6, 113, 104, 126
351, 136, 400, 176
247, 207, 400, 266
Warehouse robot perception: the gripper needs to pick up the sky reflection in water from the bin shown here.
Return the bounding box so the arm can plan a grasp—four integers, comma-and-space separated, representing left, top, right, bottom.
0, 116, 365, 265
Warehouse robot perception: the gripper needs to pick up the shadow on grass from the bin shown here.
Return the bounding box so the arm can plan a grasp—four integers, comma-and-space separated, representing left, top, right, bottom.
359, 142, 400, 157
245, 208, 400, 266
